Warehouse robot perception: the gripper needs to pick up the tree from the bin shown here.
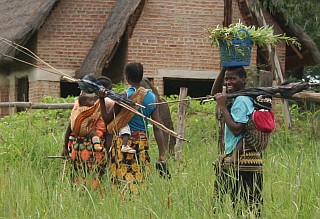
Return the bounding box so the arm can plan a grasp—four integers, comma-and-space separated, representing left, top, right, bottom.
260, 0, 320, 81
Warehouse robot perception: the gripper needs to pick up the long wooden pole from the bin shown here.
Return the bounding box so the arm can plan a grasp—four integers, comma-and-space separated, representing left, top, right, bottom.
148, 95, 215, 106
1, 53, 76, 82
116, 101, 189, 142
175, 87, 188, 161
223, 0, 232, 27
0, 102, 74, 109
201, 91, 320, 104
216, 0, 233, 155
1, 37, 76, 82
0, 100, 186, 141
1, 38, 184, 141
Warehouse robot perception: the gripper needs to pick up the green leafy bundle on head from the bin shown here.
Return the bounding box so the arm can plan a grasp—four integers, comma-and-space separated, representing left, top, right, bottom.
206, 21, 301, 49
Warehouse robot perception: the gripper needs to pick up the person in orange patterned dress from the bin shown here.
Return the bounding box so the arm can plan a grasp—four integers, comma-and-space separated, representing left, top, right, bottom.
62, 76, 114, 190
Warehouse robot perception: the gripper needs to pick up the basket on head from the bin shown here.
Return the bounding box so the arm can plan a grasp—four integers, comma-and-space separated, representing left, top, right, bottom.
218, 29, 252, 67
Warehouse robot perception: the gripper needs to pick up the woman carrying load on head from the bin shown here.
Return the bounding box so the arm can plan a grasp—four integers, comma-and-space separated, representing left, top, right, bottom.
62, 76, 115, 189
211, 66, 266, 216
98, 62, 166, 194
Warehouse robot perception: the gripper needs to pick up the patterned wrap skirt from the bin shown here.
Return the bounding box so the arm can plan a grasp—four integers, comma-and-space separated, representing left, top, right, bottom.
68, 135, 106, 188
110, 131, 151, 194
213, 150, 263, 213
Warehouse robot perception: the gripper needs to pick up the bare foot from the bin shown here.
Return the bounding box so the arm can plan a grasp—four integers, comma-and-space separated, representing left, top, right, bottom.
224, 155, 236, 163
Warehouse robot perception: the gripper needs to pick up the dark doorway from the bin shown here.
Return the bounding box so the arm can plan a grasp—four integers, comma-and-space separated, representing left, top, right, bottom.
164, 78, 214, 98
103, 35, 128, 84
60, 82, 81, 98
16, 77, 29, 112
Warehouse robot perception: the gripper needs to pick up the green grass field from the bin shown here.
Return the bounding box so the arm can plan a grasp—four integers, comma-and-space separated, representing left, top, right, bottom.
0, 98, 319, 219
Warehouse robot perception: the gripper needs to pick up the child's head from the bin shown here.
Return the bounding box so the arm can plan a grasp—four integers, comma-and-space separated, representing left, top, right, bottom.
97, 76, 112, 90
78, 93, 95, 107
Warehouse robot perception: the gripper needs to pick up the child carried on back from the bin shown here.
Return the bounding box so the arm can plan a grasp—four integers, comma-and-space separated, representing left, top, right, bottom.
70, 93, 105, 151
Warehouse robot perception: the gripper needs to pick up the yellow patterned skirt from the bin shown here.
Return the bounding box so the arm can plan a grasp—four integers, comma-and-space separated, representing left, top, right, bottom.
110, 131, 151, 194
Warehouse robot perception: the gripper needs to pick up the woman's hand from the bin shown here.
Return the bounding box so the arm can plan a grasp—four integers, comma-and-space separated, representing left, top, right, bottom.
214, 92, 228, 108
96, 88, 107, 98
61, 147, 70, 157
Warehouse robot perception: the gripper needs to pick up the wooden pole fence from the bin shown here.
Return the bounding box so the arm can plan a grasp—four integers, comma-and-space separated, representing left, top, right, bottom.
174, 87, 189, 161
0, 102, 74, 109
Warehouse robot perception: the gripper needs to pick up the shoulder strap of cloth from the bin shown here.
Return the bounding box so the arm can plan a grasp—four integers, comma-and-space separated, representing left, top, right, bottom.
107, 87, 147, 134
70, 100, 101, 136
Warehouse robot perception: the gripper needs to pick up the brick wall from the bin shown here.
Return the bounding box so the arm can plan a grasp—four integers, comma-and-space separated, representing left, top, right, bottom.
37, 0, 115, 71
128, 0, 225, 76
35, 0, 286, 96
126, 0, 259, 94
0, 84, 9, 117
1, 1, 290, 117
29, 81, 60, 102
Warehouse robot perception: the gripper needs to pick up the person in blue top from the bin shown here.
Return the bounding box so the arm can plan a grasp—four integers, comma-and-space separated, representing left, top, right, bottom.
211, 66, 263, 216
98, 62, 166, 194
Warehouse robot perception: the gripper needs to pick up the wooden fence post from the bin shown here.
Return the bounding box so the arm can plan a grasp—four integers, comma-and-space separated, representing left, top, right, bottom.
174, 87, 188, 161
0, 102, 74, 109
259, 70, 273, 87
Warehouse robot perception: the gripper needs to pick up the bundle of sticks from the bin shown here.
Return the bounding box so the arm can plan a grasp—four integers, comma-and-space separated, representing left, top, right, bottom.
0, 36, 187, 142
148, 82, 320, 106
203, 82, 320, 103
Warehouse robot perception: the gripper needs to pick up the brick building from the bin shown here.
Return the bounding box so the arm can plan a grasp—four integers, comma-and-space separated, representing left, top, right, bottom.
0, 0, 319, 116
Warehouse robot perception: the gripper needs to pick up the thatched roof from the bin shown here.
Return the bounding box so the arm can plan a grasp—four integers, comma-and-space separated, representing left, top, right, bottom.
0, 0, 58, 65
75, 0, 146, 79
0, 0, 318, 72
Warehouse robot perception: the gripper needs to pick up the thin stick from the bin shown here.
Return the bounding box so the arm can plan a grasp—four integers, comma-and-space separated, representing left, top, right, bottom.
133, 102, 145, 108
201, 98, 215, 103
148, 96, 215, 106
0, 37, 73, 79
1, 37, 44, 64
46, 155, 69, 159
1, 37, 189, 139
201, 91, 320, 103
117, 101, 189, 142
61, 159, 67, 182
149, 83, 320, 106
1, 53, 76, 82
1, 37, 77, 83
3, 40, 144, 105
97, 180, 104, 199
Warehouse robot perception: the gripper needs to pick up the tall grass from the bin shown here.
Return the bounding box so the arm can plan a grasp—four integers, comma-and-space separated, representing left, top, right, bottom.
0, 97, 319, 218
